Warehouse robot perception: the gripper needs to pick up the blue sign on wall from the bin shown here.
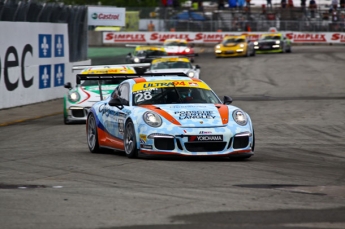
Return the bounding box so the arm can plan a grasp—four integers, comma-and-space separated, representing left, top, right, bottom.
39, 65, 51, 89
54, 35, 64, 57
38, 34, 52, 58
54, 64, 65, 87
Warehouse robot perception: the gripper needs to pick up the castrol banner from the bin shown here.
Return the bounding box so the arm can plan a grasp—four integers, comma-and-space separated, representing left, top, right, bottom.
88, 6, 125, 26
103, 32, 345, 44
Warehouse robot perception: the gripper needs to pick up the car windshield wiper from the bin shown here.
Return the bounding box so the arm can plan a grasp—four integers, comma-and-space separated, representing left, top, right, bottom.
172, 84, 182, 103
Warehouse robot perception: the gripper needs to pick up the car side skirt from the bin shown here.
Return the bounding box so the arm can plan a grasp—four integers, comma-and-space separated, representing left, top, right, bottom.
98, 127, 125, 151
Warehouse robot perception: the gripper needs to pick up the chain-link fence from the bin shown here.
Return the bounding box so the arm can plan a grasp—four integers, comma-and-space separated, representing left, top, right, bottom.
0, 0, 88, 62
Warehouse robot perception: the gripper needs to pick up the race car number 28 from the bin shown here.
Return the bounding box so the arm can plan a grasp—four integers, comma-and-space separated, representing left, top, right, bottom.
135, 91, 152, 102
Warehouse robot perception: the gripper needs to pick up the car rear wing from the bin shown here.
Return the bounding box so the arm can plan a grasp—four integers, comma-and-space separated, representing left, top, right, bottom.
125, 44, 165, 48
76, 72, 188, 100
72, 63, 151, 72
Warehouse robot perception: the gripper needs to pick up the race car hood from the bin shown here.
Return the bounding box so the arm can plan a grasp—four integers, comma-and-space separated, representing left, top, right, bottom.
153, 104, 228, 127
79, 85, 118, 102
258, 40, 277, 45
224, 43, 237, 47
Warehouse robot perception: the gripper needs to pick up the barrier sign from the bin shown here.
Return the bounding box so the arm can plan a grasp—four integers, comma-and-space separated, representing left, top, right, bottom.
103, 32, 345, 44
88, 6, 125, 26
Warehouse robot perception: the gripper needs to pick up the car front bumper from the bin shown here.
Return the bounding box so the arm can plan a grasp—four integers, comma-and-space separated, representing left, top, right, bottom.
137, 125, 254, 157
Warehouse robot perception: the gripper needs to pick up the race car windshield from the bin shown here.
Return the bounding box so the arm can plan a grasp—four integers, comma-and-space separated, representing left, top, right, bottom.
261, 35, 281, 40
133, 87, 221, 105
81, 79, 125, 86
164, 42, 187, 47
222, 38, 245, 44
135, 50, 167, 57
150, 61, 192, 70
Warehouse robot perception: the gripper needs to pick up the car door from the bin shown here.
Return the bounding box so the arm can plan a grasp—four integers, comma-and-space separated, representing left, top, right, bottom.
116, 83, 130, 140
102, 86, 120, 138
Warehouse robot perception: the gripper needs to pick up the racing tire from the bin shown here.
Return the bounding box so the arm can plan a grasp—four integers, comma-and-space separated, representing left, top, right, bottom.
64, 115, 71, 125
251, 49, 256, 56
245, 48, 250, 57
252, 129, 255, 152
124, 120, 139, 158
86, 113, 103, 154
287, 46, 292, 53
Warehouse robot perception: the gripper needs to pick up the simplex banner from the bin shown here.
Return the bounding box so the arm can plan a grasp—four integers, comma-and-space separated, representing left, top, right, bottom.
103, 31, 345, 44
88, 6, 125, 26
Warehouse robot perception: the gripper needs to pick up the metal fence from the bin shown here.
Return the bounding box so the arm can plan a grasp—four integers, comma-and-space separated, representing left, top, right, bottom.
0, 0, 88, 62
127, 5, 345, 32
161, 19, 345, 32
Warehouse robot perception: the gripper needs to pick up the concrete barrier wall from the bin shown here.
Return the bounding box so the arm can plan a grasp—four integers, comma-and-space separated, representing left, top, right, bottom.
0, 22, 91, 109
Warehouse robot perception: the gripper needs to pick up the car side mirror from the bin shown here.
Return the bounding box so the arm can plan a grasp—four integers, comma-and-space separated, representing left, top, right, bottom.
108, 98, 124, 110
195, 65, 201, 69
128, 53, 132, 56
64, 82, 72, 89
223, 96, 232, 105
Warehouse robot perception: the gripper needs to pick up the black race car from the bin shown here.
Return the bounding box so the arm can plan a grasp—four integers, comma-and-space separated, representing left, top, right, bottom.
125, 45, 168, 64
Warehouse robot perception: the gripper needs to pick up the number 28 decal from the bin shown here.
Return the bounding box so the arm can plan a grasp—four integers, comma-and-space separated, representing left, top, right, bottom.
135, 91, 152, 102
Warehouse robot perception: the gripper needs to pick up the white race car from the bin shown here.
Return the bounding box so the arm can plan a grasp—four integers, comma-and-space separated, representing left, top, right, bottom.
63, 64, 149, 124
146, 57, 201, 79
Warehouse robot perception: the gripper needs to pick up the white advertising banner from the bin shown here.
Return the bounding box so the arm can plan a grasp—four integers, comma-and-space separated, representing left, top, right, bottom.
103, 31, 345, 44
88, 6, 125, 26
0, 22, 80, 109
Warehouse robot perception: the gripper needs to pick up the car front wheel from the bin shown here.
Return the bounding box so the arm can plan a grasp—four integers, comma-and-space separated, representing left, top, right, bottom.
124, 121, 138, 158
87, 113, 102, 153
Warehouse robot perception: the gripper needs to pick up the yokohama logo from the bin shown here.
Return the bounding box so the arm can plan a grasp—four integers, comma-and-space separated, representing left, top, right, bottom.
104, 33, 146, 42
286, 33, 326, 42
189, 135, 223, 141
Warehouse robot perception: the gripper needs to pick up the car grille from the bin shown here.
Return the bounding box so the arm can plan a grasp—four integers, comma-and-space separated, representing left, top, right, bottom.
71, 109, 84, 118
71, 107, 91, 118
233, 136, 249, 149
154, 138, 175, 150
184, 142, 227, 152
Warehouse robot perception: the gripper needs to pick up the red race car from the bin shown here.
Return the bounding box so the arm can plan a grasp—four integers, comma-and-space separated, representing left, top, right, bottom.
163, 39, 198, 63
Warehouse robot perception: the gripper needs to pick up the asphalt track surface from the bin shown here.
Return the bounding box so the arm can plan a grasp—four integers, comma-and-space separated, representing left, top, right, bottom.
1, 46, 345, 229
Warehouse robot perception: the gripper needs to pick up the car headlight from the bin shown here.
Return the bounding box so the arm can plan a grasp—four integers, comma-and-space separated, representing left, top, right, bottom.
185, 48, 190, 52
143, 111, 162, 127
254, 41, 258, 45
134, 57, 140, 63
275, 40, 280, 44
239, 44, 244, 48
68, 91, 80, 102
187, 71, 195, 78
232, 109, 248, 126
215, 45, 221, 49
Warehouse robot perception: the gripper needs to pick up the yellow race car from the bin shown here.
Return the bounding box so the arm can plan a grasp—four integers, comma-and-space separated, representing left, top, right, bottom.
215, 35, 255, 58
